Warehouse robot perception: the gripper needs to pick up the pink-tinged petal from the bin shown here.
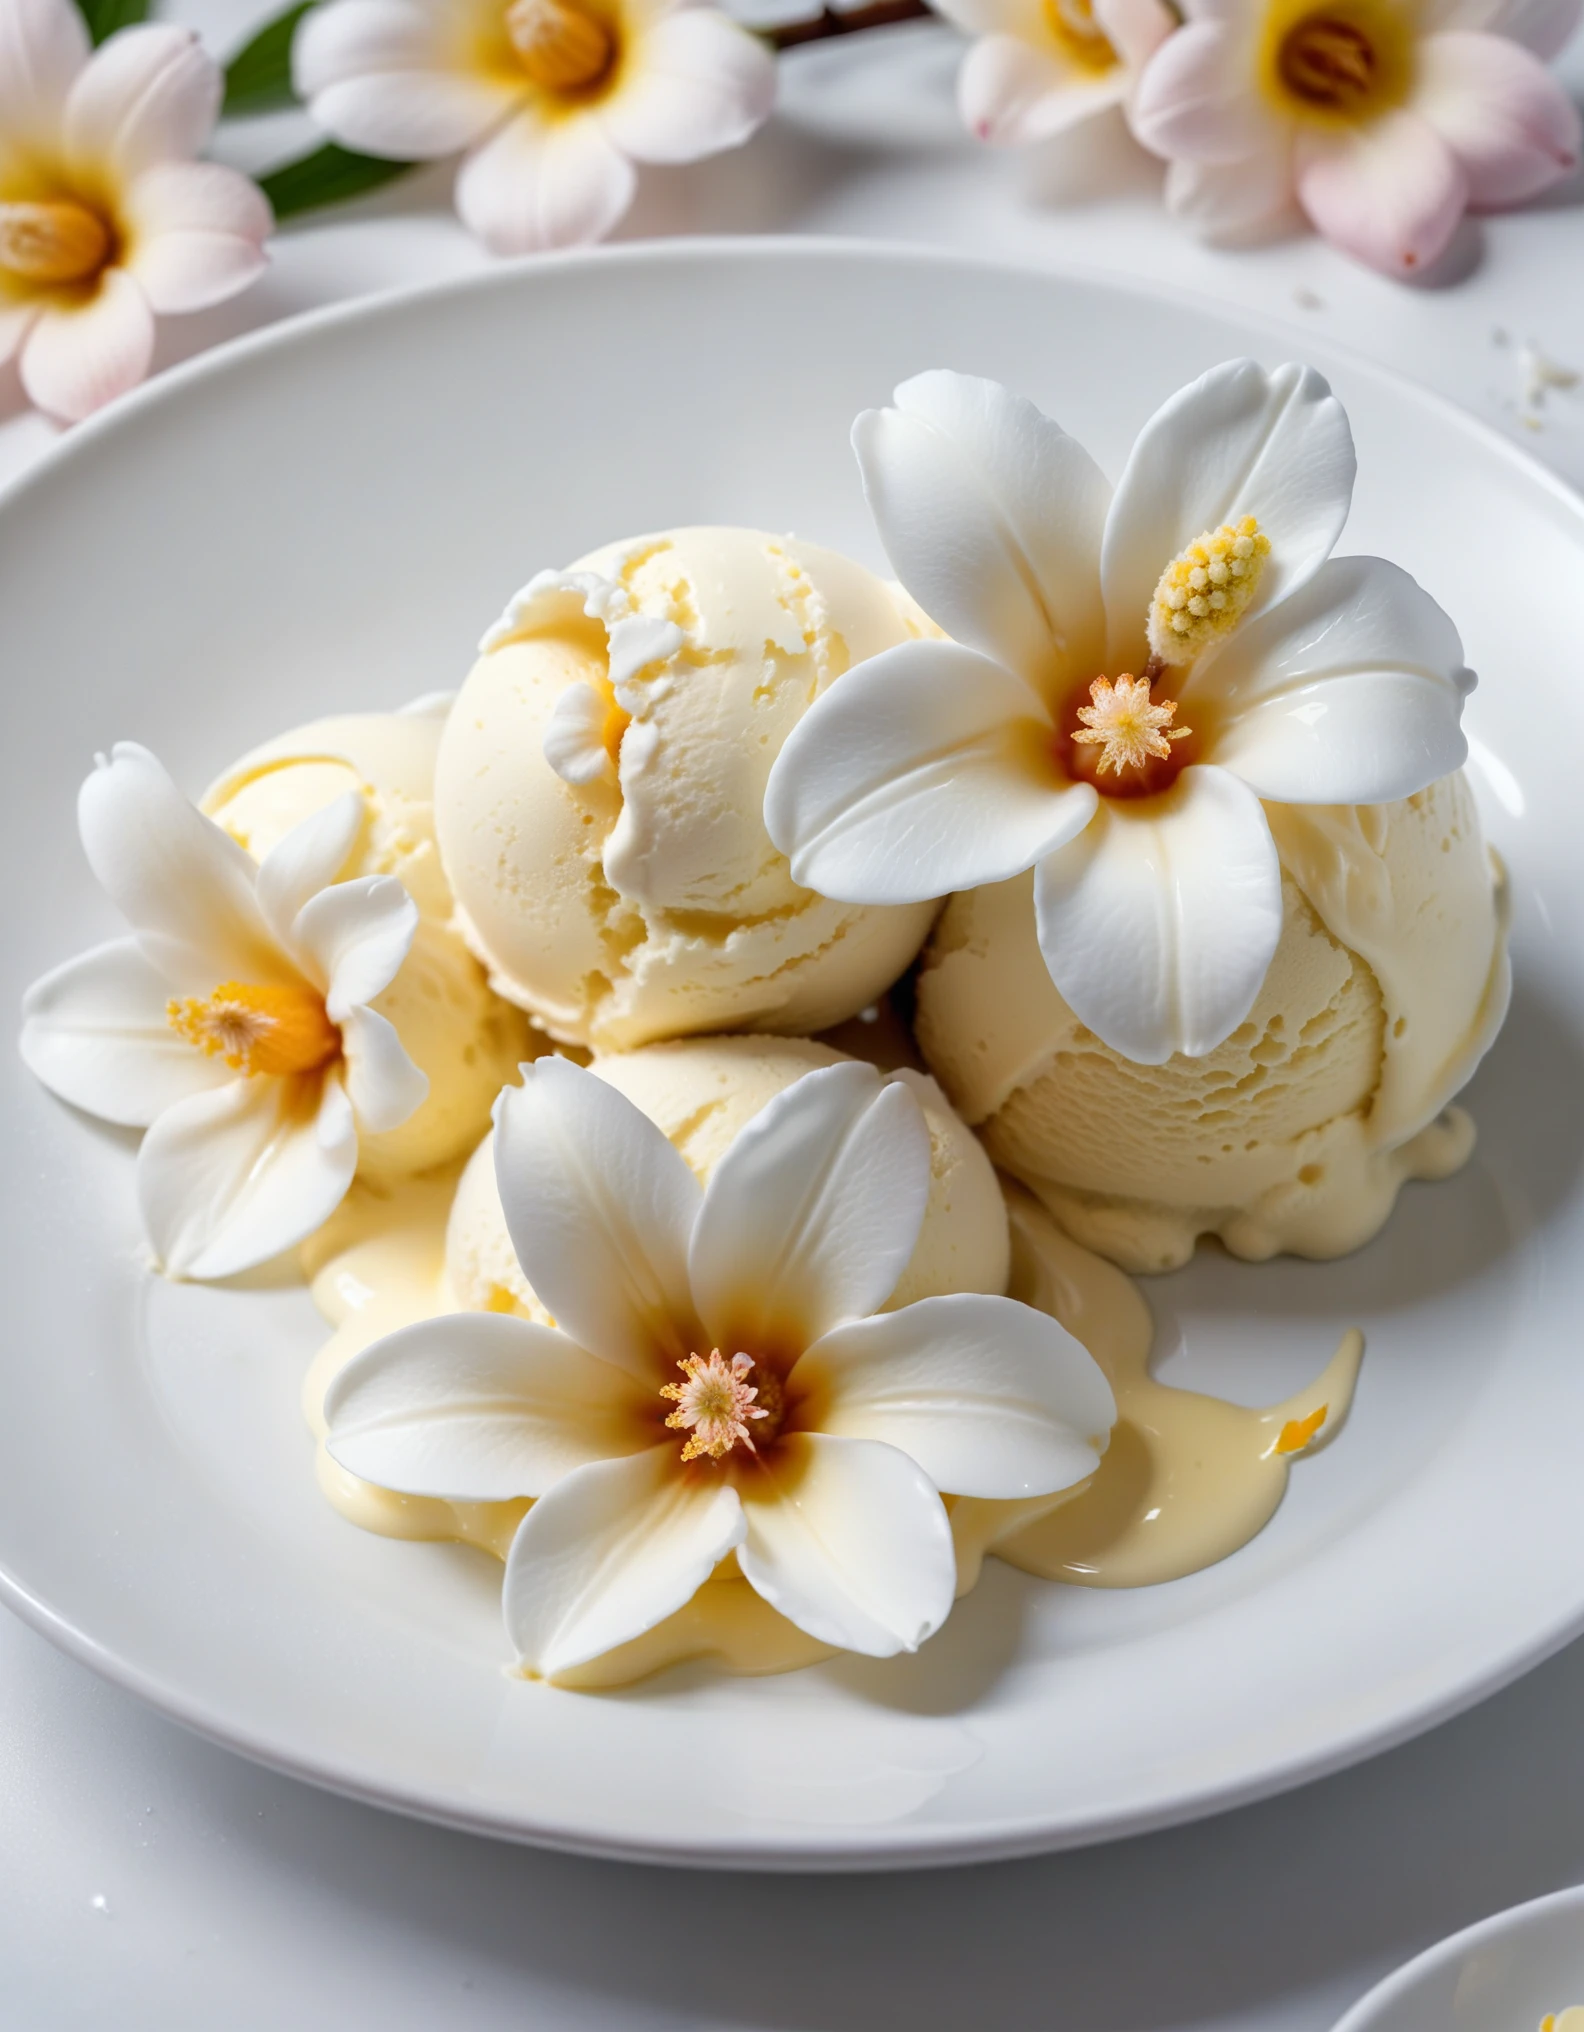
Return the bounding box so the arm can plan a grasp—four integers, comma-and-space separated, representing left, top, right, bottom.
493, 1057, 701, 1379
1033, 763, 1283, 1063
1100, 359, 1356, 670
1415, 31, 1580, 208
690, 1062, 932, 1356
324, 1311, 650, 1499
796, 1293, 1115, 1498
1420, 0, 1580, 57
292, 0, 517, 156
291, 874, 417, 1015
1294, 109, 1469, 277
854, 369, 1110, 696
502, 1446, 745, 1678
252, 792, 365, 949
63, 24, 220, 182
137, 1066, 357, 1279
19, 266, 154, 425
339, 1004, 428, 1134
1196, 555, 1472, 803
0, 295, 39, 368
455, 105, 635, 253
602, 8, 774, 164
1129, 21, 1270, 164
764, 638, 1097, 906
121, 160, 271, 316
20, 936, 231, 1127
958, 35, 1126, 147
736, 1433, 955, 1656
1162, 139, 1294, 239
75, 743, 286, 991
0, 0, 88, 153
1094, 0, 1174, 70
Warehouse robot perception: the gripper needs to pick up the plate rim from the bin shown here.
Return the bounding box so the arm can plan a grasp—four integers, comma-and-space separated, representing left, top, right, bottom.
3, 235, 1583, 1872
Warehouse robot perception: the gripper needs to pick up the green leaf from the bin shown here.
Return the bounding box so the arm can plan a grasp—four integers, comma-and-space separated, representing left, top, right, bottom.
259, 143, 418, 221
223, 0, 316, 117
73, 0, 149, 44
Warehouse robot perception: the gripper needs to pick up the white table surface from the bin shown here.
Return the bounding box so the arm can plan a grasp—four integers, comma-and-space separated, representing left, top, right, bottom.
4, 12, 1584, 2026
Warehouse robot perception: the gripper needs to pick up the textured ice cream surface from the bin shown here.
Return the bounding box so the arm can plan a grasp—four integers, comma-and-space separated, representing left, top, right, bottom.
446, 1034, 1010, 1323
917, 773, 1510, 1273
204, 709, 539, 1182
434, 528, 940, 1052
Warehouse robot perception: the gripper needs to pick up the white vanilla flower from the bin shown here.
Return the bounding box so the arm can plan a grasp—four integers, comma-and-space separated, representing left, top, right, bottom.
0, 0, 272, 423
21, 745, 427, 1279
325, 1056, 1115, 1680
934, 0, 1173, 148
765, 359, 1473, 1066
293, 0, 776, 256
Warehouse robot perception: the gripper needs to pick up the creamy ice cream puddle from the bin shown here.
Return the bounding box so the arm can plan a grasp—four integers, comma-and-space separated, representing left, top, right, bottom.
299, 1160, 1359, 1687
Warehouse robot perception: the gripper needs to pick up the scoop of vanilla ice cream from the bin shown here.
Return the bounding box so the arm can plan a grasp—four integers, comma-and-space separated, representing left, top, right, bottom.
916, 773, 1509, 1273
434, 528, 940, 1052
446, 1034, 1010, 1322
203, 709, 539, 1182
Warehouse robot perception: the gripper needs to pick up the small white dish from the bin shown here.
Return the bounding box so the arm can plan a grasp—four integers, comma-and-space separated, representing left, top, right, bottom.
1335, 1885, 1584, 2031
2, 241, 1583, 1869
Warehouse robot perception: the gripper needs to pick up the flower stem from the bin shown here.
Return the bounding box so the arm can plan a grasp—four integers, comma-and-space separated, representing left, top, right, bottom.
768, 0, 934, 49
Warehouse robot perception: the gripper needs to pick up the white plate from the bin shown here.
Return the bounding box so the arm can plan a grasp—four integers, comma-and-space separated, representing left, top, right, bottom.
1334, 1884, 1584, 2031
2, 241, 1582, 1872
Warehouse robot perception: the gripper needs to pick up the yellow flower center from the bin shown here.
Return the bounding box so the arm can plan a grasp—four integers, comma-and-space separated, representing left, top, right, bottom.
167, 981, 341, 1078
1071, 673, 1190, 778
0, 199, 111, 287
1147, 516, 1271, 664
660, 1350, 773, 1463
1261, 0, 1413, 126
505, 0, 614, 92
1042, 0, 1117, 73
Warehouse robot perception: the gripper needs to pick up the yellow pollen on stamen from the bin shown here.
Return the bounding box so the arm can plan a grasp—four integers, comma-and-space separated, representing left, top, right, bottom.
1071, 673, 1190, 778
1147, 516, 1271, 664
660, 1350, 768, 1464
0, 200, 111, 287
166, 981, 341, 1078
505, 0, 614, 91
1274, 1403, 1328, 1456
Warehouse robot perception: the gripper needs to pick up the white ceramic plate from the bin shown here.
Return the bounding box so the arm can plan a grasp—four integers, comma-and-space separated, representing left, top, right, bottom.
2, 241, 1582, 1871
1334, 1884, 1584, 2031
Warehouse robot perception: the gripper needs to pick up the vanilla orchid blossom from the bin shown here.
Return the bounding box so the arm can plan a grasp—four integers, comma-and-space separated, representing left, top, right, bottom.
21, 745, 428, 1279
0, 0, 271, 423
934, 0, 1174, 147
325, 1057, 1115, 1679
764, 361, 1472, 1066
1130, 0, 1583, 275
294, 0, 775, 256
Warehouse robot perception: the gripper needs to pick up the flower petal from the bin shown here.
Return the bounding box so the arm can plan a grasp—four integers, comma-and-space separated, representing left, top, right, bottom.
601, 7, 774, 164
0, 296, 39, 368
1033, 763, 1283, 1063
1419, 0, 1580, 57
0, 0, 89, 155
493, 1057, 701, 1378
764, 638, 1096, 905
853, 369, 1111, 695
1129, 21, 1271, 163
324, 1311, 650, 1499
293, 0, 516, 157
63, 23, 220, 183
542, 680, 615, 786
690, 1061, 932, 1356
1100, 358, 1357, 669
75, 743, 285, 991
957, 35, 1126, 147
19, 936, 230, 1127
929, 0, 1045, 39
19, 267, 155, 426
339, 1004, 429, 1134
121, 160, 272, 316
736, 1433, 955, 1657
1293, 109, 1469, 278
455, 105, 636, 255
290, 874, 418, 1017
502, 1445, 744, 1678
1163, 140, 1294, 240
137, 1066, 357, 1279
1195, 555, 1472, 803
253, 791, 365, 948
1414, 31, 1581, 208
1093, 0, 1175, 70
795, 1293, 1115, 1499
